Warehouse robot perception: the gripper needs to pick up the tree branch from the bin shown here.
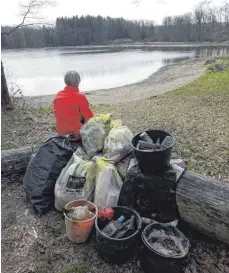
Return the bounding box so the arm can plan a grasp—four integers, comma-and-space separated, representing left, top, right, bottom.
2, 0, 35, 35
1, 0, 55, 36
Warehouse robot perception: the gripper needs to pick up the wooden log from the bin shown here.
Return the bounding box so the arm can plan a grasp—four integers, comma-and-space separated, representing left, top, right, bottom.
1, 146, 33, 176
176, 171, 229, 244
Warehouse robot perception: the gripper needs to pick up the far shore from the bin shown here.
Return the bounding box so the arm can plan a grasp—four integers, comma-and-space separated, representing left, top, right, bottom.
24, 57, 206, 109
2, 41, 229, 52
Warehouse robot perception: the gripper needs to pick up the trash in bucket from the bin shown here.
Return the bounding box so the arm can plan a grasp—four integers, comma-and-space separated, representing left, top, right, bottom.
101, 215, 126, 237
98, 207, 115, 221
101, 214, 136, 239
132, 130, 176, 174
142, 223, 190, 258
64, 200, 98, 244
136, 132, 174, 152
64, 205, 95, 221
141, 217, 178, 228
95, 206, 142, 264
140, 223, 190, 273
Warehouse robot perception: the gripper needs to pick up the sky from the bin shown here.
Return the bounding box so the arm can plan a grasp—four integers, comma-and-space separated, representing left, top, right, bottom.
0, 0, 224, 26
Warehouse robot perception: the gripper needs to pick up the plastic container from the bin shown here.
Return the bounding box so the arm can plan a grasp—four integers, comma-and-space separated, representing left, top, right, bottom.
95, 206, 142, 264
140, 223, 190, 273
132, 130, 175, 175
64, 200, 98, 243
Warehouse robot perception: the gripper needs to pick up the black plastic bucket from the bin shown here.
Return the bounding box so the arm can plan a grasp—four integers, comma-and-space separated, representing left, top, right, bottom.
140, 223, 190, 273
132, 130, 175, 175
95, 206, 142, 264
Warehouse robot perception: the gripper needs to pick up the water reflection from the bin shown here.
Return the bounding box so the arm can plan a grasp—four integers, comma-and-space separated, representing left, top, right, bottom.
195, 47, 229, 57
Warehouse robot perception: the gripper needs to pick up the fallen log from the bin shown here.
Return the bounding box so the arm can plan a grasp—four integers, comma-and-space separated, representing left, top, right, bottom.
177, 171, 229, 244
1, 146, 33, 176
1, 147, 229, 244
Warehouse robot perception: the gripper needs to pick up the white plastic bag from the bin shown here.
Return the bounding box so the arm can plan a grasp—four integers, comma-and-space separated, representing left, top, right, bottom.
103, 120, 133, 163
94, 158, 123, 210
54, 150, 97, 211
66, 206, 89, 220
80, 114, 111, 158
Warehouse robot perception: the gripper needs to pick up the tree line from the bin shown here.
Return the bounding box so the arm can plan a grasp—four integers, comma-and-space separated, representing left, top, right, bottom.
1, 16, 154, 49
1, 2, 229, 49
155, 2, 229, 42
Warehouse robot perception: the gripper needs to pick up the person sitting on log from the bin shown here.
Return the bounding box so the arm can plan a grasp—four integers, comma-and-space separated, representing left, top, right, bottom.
53, 70, 94, 141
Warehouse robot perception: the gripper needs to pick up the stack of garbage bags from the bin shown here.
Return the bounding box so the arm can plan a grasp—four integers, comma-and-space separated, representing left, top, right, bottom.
55, 114, 133, 211
24, 114, 133, 214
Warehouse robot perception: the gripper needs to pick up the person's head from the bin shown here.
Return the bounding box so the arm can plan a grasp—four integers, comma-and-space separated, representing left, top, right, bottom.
64, 71, 81, 87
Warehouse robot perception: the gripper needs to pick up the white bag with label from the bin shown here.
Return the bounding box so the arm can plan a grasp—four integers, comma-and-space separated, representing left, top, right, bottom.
54, 150, 97, 211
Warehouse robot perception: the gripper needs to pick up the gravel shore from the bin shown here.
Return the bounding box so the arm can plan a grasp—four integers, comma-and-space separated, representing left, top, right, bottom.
23, 58, 205, 108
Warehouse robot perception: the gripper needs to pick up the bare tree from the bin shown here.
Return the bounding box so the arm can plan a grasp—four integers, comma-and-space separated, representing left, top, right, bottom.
1, 0, 55, 110
194, 4, 207, 41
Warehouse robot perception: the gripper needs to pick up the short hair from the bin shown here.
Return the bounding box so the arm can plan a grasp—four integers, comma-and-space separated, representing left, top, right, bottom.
64, 71, 81, 87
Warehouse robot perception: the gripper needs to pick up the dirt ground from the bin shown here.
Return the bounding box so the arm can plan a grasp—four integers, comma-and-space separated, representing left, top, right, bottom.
1, 176, 229, 273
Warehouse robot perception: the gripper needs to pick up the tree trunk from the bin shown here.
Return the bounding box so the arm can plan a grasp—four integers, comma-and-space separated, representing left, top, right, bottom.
1, 60, 13, 110
1, 146, 33, 176
177, 171, 229, 244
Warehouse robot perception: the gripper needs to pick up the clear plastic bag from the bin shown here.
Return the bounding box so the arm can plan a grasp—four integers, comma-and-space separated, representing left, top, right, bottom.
66, 206, 91, 221
80, 114, 111, 158
94, 158, 123, 210
55, 150, 97, 211
103, 120, 133, 163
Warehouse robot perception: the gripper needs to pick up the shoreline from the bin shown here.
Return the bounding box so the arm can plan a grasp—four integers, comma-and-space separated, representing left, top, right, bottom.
24, 57, 206, 108
2, 41, 229, 51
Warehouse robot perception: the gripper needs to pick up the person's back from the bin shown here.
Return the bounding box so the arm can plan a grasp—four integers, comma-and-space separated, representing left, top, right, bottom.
53, 71, 93, 138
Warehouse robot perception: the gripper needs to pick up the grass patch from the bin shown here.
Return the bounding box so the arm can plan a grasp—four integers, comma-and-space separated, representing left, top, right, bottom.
41, 105, 53, 112
91, 103, 116, 114
50, 122, 56, 131
170, 69, 229, 97
1, 142, 12, 150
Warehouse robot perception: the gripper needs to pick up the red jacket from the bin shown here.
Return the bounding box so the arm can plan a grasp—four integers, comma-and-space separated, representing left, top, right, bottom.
53, 86, 93, 137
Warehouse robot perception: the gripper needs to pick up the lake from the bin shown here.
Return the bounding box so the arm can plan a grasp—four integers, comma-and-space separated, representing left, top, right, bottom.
2, 46, 229, 97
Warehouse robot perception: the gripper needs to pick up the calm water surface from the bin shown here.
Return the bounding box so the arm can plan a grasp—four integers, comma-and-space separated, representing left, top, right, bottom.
1, 46, 228, 96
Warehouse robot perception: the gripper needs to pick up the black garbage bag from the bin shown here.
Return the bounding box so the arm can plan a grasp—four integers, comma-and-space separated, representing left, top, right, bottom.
23, 136, 75, 215
118, 157, 186, 222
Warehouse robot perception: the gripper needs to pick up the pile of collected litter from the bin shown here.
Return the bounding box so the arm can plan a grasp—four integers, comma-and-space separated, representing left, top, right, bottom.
24, 114, 133, 214
23, 114, 191, 272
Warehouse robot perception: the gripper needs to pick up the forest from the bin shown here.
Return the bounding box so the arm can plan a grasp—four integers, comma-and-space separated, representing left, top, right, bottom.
1, 2, 229, 49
